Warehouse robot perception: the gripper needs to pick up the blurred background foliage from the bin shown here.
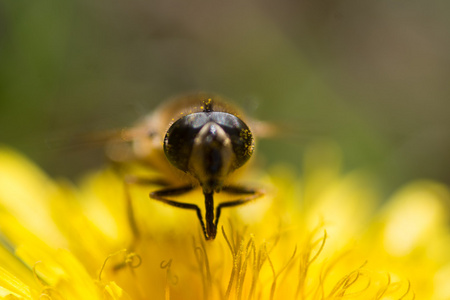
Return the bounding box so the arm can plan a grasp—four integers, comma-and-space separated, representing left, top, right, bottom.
1, 0, 449, 196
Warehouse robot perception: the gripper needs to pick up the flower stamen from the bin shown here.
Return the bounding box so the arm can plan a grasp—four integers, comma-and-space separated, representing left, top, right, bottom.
98, 249, 141, 281
193, 236, 212, 299
32, 261, 48, 287
160, 259, 178, 300
296, 229, 327, 299
399, 280, 414, 300
266, 244, 297, 300
326, 261, 368, 298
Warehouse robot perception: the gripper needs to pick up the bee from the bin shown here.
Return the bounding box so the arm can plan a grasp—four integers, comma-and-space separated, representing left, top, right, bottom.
110, 93, 264, 240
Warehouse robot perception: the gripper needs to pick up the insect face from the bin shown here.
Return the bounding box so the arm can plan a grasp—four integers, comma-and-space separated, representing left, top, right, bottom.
164, 111, 254, 194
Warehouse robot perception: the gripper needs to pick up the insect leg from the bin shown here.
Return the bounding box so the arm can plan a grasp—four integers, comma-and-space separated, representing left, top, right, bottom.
150, 186, 209, 239
214, 186, 264, 230
222, 185, 264, 195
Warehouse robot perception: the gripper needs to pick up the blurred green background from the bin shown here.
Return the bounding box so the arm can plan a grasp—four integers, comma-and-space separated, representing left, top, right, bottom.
1, 0, 449, 195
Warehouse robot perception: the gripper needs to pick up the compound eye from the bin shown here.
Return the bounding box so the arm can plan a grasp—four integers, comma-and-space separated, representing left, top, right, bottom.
211, 113, 254, 169
163, 114, 207, 172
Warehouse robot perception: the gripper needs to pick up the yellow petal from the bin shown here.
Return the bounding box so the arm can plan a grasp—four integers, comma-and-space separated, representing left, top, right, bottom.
102, 282, 131, 300
0, 266, 32, 299
382, 181, 449, 257
0, 148, 66, 248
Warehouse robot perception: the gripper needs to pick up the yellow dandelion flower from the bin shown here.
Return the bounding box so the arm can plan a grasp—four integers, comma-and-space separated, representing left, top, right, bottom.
0, 143, 449, 300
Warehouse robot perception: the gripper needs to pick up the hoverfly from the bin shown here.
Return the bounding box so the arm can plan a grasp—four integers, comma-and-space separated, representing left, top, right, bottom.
109, 93, 264, 240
